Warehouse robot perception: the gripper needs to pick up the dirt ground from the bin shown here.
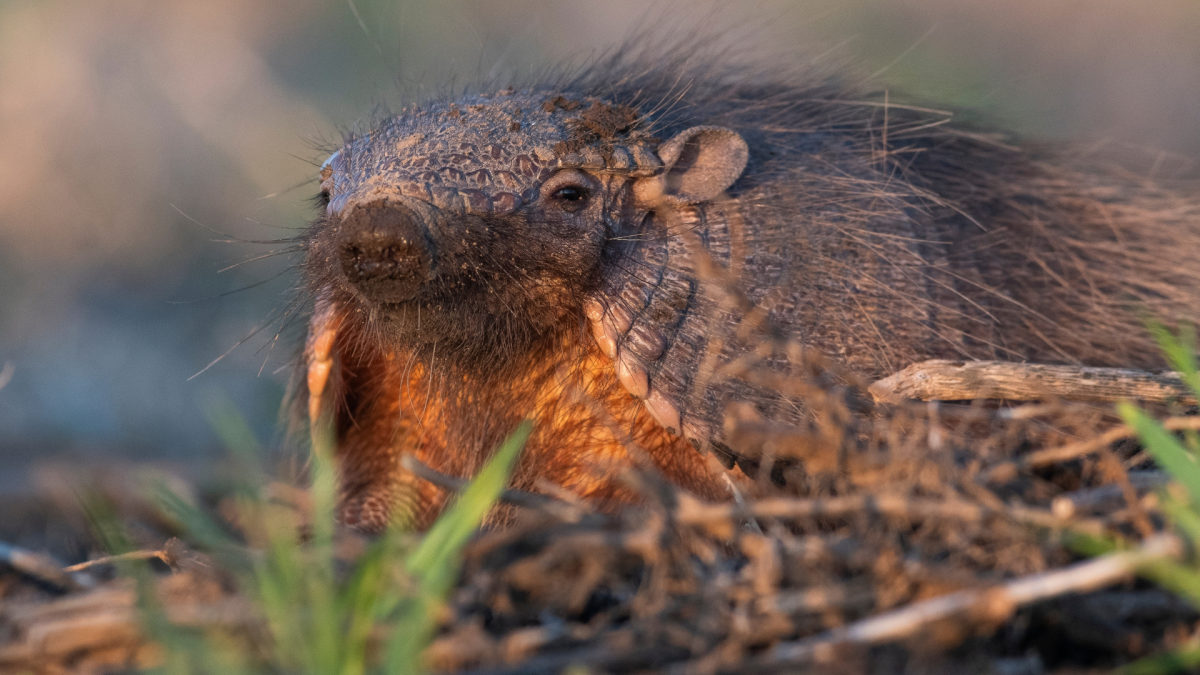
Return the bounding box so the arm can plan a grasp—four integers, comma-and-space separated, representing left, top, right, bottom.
4, 387, 1199, 675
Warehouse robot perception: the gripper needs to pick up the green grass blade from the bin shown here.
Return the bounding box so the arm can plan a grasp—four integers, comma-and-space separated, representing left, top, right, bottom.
1063, 530, 1123, 557
305, 422, 342, 674
405, 420, 531, 583
1147, 320, 1200, 401
139, 408, 528, 675
1119, 403, 1200, 504
85, 496, 236, 675
1137, 557, 1200, 609
1158, 489, 1200, 556
384, 420, 532, 674
337, 539, 399, 675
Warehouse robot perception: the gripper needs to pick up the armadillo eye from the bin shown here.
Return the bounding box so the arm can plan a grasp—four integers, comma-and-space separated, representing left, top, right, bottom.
554, 186, 588, 202
542, 170, 594, 213
551, 185, 589, 213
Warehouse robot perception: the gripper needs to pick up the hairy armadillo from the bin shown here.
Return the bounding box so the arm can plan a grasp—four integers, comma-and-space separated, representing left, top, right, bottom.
299, 48, 1200, 531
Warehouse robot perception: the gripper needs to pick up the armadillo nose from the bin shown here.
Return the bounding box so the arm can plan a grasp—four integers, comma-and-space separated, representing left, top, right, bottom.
336, 197, 431, 304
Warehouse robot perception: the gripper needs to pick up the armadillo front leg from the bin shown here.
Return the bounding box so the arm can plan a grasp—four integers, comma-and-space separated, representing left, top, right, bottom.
306, 286, 439, 532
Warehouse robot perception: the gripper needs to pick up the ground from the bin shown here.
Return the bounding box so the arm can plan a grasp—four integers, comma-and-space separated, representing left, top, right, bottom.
4, 380, 1200, 675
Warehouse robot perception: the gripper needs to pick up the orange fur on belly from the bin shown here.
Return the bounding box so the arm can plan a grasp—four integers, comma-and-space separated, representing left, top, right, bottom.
306, 291, 736, 532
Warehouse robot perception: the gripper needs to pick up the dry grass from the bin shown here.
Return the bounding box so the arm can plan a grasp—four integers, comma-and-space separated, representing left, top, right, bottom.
4, 326, 1200, 674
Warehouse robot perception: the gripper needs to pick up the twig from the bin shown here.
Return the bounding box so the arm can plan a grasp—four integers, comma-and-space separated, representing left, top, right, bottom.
453, 643, 692, 675
400, 455, 587, 522
871, 359, 1195, 405
1049, 471, 1168, 519
674, 493, 1105, 535
1098, 447, 1155, 537
985, 416, 1200, 482
678, 493, 987, 525
758, 534, 1184, 666
532, 479, 596, 514
774, 582, 875, 615
63, 550, 171, 573
723, 474, 764, 535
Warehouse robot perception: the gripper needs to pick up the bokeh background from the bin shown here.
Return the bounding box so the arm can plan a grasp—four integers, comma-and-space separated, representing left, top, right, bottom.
1, 0, 1198, 493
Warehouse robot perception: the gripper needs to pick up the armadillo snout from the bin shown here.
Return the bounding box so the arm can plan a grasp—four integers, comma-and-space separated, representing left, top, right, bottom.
337, 197, 431, 305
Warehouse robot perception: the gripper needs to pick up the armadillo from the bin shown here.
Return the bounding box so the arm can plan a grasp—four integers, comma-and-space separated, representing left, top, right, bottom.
299, 53, 1200, 531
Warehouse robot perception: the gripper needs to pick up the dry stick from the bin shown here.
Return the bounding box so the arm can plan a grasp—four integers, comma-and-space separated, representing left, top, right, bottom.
774, 583, 875, 615
1027, 417, 1200, 467
1050, 471, 1169, 519
1098, 446, 1155, 537
870, 359, 1195, 405
760, 533, 1184, 666
674, 493, 1106, 536
985, 416, 1200, 483
63, 550, 171, 573
999, 403, 1063, 420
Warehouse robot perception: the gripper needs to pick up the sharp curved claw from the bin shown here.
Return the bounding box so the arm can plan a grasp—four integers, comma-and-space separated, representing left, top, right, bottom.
306, 287, 340, 426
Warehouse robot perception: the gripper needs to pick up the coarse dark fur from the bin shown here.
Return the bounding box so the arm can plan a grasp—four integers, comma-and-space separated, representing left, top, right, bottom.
297, 37, 1200, 531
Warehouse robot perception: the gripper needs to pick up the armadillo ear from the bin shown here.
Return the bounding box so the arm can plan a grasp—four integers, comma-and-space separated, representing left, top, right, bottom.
656, 126, 749, 205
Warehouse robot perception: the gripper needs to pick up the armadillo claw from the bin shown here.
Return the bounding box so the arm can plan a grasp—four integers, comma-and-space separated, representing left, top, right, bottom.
644, 388, 681, 434
311, 323, 336, 363
616, 354, 649, 399
306, 287, 340, 424
307, 348, 335, 423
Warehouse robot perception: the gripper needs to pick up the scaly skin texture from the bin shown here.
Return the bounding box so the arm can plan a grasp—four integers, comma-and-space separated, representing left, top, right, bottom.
301, 56, 1200, 531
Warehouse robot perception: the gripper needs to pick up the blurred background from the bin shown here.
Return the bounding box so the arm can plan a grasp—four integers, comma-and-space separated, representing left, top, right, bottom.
1, 0, 1198, 494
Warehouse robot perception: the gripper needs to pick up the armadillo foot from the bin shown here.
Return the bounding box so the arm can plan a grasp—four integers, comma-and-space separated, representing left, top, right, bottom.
336, 491, 394, 534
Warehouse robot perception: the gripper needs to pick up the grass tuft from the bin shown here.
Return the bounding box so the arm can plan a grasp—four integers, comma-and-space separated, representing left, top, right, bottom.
108, 413, 531, 675
1114, 322, 1200, 675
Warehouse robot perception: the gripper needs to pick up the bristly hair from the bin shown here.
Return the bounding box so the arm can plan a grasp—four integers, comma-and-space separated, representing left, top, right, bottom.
540, 31, 1200, 373
296, 29, 1200, 427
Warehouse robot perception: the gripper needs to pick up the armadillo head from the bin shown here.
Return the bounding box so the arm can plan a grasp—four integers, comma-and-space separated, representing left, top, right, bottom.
308, 91, 748, 366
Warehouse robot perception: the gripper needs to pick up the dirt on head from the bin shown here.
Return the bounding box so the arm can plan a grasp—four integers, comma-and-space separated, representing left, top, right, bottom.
298, 42, 1200, 532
